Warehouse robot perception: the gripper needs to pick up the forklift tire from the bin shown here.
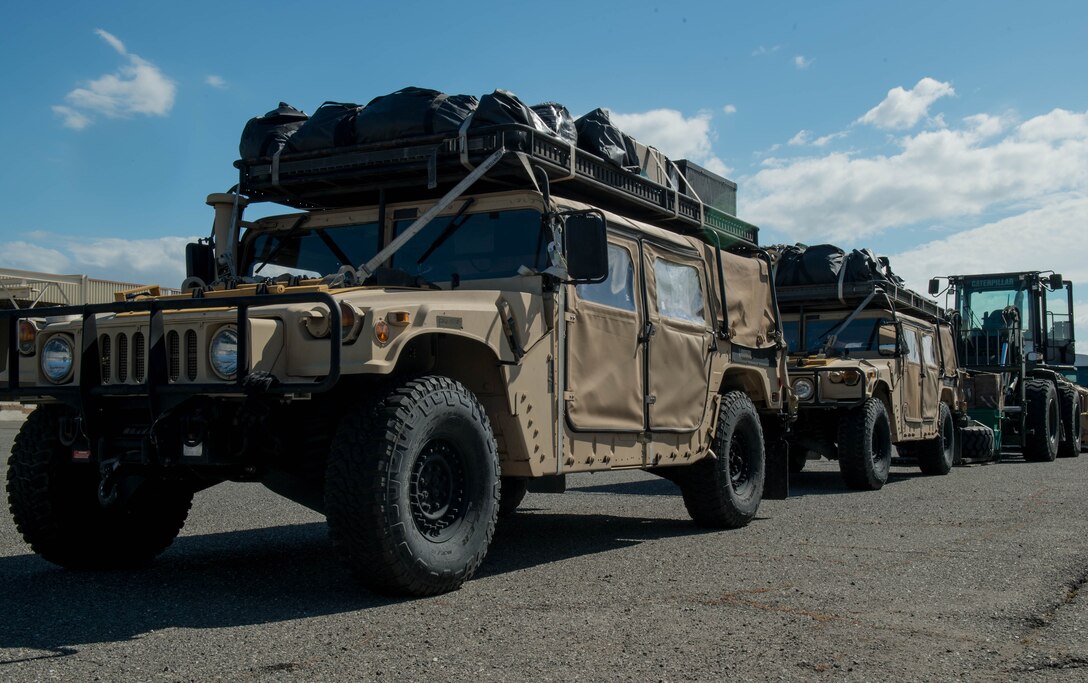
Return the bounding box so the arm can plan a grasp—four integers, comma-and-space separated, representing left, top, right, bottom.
1023, 379, 1059, 462
960, 424, 997, 462
837, 398, 893, 491
1057, 384, 1082, 458
918, 403, 955, 476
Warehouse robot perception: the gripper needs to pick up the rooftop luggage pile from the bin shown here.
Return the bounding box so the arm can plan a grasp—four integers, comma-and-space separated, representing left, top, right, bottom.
236, 87, 755, 248
771, 243, 942, 319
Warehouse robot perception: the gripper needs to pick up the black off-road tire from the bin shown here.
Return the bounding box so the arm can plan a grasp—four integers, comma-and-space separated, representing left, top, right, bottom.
837, 398, 893, 490
1023, 379, 1059, 462
499, 477, 528, 517
917, 403, 956, 476
325, 376, 500, 596
6, 405, 194, 569
1057, 384, 1082, 458
960, 424, 997, 462
676, 391, 765, 529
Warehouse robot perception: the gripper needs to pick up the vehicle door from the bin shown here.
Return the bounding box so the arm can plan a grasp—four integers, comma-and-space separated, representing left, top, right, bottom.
901, 325, 924, 426
565, 237, 645, 432
919, 330, 941, 422
641, 241, 713, 433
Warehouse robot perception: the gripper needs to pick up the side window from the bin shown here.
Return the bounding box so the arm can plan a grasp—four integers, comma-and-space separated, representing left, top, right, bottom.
921, 334, 937, 367
654, 258, 705, 325
904, 329, 921, 364
575, 243, 636, 312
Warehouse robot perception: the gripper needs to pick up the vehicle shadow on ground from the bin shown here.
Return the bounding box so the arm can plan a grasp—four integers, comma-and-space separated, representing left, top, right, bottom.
787, 467, 926, 497
0, 511, 718, 657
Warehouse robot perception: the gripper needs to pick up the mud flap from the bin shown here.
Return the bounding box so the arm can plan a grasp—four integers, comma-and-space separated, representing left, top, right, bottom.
763, 437, 789, 500
526, 474, 566, 493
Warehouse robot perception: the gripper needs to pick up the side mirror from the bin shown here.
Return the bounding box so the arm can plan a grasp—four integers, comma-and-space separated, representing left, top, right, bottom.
878, 321, 899, 356
562, 211, 608, 284
1049, 273, 1064, 290
185, 241, 215, 287
929, 278, 940, 296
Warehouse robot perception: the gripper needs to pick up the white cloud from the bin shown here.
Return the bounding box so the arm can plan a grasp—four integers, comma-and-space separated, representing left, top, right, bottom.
723, 104, 737, 115
0, 234, 193, 286
610, 108, 732, 176
793, 55, 812, 70
752, 45, 781, 56
51, 105, 91, 130
745, 107, 1088, 242
205, 74, 227, 89
787, 129, 847, 148
54, 29, 176, 129
857, 77, 955, 130
0, 242, 73, 274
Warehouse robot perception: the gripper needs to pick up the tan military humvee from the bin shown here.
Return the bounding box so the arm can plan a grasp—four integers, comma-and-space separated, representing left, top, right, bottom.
1, 136, 788, 595
777, 280, 965, 490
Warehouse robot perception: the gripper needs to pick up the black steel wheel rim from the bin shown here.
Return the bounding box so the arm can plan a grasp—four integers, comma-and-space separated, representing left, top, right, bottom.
409, 440, 467, 542
1048, 399, 1060, 442
941, 413, 954, 454
872, 418, 891, 466
728, 429, 753, 495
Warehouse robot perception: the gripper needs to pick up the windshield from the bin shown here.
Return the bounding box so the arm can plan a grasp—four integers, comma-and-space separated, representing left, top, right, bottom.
392, 209, 547, 282
785, 315, 885, 356
243, 222, 380, 278
957, 277, 1028, 336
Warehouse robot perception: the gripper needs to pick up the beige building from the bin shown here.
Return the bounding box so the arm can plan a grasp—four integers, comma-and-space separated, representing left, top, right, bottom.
0, 267, 179, 309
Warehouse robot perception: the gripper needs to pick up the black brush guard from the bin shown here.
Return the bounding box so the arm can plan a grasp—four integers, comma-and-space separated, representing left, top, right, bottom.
1, 292, 341, 412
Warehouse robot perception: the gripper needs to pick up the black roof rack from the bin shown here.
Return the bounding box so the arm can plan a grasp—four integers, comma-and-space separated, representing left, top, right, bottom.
235, 124, 758, 248
776, 280, 945, 321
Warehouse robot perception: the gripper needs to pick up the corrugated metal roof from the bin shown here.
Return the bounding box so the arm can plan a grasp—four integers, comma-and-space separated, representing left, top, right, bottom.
0, 267, 180, 308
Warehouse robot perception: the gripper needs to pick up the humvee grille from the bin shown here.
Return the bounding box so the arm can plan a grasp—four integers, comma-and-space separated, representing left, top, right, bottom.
185, 330, 198, 381
117, 333, 128, 383
167, 331, 180, 381
99, 334, 111, 384
133, 332, 145, 383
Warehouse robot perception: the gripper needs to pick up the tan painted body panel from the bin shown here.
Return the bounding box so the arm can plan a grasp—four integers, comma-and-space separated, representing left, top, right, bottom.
12, 190, 784, 479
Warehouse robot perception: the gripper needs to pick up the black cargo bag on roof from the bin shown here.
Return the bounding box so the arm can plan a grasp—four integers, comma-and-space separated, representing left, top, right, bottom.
353, 87, 478, 145
774, 244, 845, 287
531, 102, 577, 144
286, 101, 362, 153
239, 103, 308, 159
575, 108, 641, 172
469, 89, 549, 132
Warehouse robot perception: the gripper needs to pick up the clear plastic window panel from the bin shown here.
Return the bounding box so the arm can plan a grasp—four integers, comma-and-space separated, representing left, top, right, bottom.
576, 244, 635, 311
921, 334, 937, 367
654, 258, 705, 325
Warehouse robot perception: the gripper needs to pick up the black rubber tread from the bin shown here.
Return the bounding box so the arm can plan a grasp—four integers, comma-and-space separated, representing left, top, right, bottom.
676, 391, 765, 529
1023, 379, 1059, 462
960, 424, 996, 462
1057, 383, 1082, 458
917, 403, 956, 476
6, 405, 193, 569
837, 397, 893, 491
498, 477, 528, 517
324, 375, 500, 596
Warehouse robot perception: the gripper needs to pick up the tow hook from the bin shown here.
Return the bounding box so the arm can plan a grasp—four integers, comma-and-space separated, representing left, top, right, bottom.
98, 459, 121, 507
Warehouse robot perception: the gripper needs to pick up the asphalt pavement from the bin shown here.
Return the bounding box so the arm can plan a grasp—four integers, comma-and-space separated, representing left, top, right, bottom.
1, 418, 1086, 682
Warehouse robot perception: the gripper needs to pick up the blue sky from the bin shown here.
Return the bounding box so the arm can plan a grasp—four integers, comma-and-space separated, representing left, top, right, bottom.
2, 0, 1087, 331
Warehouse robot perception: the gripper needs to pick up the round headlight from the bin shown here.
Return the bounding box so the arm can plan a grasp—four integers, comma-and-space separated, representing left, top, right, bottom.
792, 377, 815, 401
209, 327, 239, 380
41, 335, 74, 383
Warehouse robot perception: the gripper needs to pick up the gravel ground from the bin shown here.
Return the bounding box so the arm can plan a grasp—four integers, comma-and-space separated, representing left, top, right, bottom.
1, 420, 1086, 682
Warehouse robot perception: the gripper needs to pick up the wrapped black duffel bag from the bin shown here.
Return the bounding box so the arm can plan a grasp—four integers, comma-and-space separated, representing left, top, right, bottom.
286, 101, 362, 153
239, 103, 308, 159
469, 89, 549, 133
531, 101, 577, 144
575, 108, 641, 172
353, 87, 478, 144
